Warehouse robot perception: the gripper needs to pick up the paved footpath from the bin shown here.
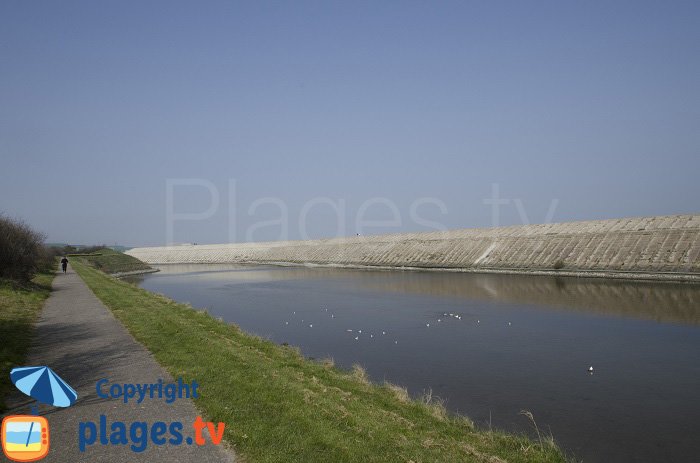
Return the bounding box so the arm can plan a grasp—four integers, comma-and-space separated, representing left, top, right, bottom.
3, 267, 236, 462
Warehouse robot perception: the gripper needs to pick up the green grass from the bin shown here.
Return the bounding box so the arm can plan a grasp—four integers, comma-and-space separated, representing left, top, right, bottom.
0, 272, 55, 412
72, 261, 568, 463
74, 248, 153, 274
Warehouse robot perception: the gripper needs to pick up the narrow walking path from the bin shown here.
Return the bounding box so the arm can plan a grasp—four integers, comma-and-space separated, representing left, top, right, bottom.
3, 267, 236, 462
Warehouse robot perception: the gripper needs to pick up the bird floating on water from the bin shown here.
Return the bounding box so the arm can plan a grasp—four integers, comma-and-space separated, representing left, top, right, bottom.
309, 324, 313, 328
426, 323, 430, 327
354, 336, 359, 340
382, 331, 386, 335
589, 366, 594, 373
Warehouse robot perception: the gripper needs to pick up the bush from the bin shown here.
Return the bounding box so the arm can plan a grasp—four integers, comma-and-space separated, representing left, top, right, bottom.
41, 246, 65, 272
0, 215, 47, 281
552, 259, 565, 270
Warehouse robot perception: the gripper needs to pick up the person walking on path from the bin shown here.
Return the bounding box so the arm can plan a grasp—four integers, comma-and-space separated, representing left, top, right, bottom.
60, 256, 68, 273
2, 263, 236, 462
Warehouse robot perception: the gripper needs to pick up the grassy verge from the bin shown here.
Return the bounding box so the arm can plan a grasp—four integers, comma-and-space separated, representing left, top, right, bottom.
73, 261, 567, 463
74, 248, 153, 274
0, 272, 55, 412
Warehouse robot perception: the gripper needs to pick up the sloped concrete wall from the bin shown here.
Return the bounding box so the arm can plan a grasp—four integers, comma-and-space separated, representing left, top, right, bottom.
126, 214, 700, 277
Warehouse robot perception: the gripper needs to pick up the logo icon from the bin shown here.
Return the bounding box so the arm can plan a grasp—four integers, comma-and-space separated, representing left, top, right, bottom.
2, 366, 77, 461
1, 415, 50, 462
9, 366, 77, 409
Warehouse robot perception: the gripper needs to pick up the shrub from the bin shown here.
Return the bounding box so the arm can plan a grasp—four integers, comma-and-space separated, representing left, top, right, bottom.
38, 246, 62, 273
552, 259, 565, 270
0, 215, 47, 281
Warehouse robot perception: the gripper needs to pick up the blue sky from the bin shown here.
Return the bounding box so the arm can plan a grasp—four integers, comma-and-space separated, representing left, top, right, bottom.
1, 1, 698, 245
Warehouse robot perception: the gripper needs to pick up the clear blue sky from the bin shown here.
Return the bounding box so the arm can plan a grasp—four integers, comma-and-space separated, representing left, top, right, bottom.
1, 1, 698, 246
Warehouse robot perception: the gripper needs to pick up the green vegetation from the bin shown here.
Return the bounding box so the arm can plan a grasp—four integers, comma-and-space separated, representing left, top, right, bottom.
0, 214, 54, 281
73, 261, 567, 463
75, 248, 153, 274
0, 272, 54, 412
0, 214, 57, 410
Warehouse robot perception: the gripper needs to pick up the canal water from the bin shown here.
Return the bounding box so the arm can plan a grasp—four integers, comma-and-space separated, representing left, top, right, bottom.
125, 264, 700, 462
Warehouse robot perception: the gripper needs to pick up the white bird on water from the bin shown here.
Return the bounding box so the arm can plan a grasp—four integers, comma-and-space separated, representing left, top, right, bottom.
426, 323, 430, 327
354, 336, 359, 340
589, 366, 594, 373
309, 324, 313, 328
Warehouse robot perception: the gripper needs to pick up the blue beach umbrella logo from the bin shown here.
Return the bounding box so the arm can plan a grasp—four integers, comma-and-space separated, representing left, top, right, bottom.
10, 366, 77, 408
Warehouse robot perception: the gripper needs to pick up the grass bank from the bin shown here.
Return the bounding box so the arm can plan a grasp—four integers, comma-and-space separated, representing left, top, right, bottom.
73, 261, 567, 463
74, 248, 154, 275
0, 271, 55, 412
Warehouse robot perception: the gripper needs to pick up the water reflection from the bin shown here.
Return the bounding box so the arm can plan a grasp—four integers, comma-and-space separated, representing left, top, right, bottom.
129, 264, 700, 325
125, 264, 700, 463
353, 271, 700, 325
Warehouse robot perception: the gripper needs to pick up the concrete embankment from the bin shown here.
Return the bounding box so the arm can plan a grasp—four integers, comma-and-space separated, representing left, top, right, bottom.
127, 214, 700, 282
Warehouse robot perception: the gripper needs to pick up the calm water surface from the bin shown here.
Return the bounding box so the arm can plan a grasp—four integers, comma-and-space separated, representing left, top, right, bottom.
126, 264, 700, 462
